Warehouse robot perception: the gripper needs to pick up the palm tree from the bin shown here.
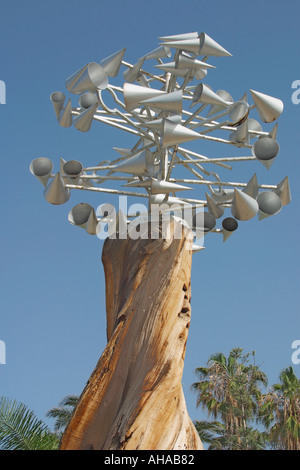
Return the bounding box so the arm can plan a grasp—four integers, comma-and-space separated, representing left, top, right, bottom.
259, 366, 300, 450
46, 395, 79, 434
0, 397, 59, 450
192, 348, 268, 450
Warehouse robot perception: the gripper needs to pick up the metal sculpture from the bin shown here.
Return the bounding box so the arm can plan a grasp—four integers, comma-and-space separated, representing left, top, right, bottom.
30, 31, 291, 450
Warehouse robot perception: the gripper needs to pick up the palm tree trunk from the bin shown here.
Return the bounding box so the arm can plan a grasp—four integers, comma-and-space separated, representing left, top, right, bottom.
59, 220, 203, 450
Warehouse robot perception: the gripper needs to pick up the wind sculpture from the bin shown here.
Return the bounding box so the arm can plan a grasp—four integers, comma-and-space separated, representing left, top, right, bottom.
30, 31, 291, 450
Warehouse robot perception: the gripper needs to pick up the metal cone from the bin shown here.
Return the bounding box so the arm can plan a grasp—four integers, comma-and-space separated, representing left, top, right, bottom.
69, 62, 108, 94
112, 148, 154, 175
228, 100, 249, 124
123, 82, 166, 111
44, 172, 70, 205
123, 59, 145, 83
140, 115, 181, 132
100, 48, 126, 77
85, 208, 98, 235
205, 192, 224, 218
154, 62, 190, 78
79, 92, 98, 109
162, 119, 202, 146
206, 90, 234, 116
59, 98, 72, 128
159, 32, 199, 42
257, 191, 282, 216
68, 202, 93, 227
63, 160, 83, 182
113, 147, 131, 156
73, 101, 99, 132
248, 118, 262, 138
30, 157, 53, 187
274, 176, 291, 206
222, 217, 238, 242
192, 83, 230, 107
141, 90, 183, 115
229, 119, 250, 144
151, 179, 192, 194
142, 45, 171, 60
198, 32, 232, 57
193, 211, 216, 232
243, 174, 259, 199
150, 194, 188, 208
66, 64, 88, 93
269, 122, 278, 139
250, 89, 284, 123
50, 92, 65, 120
176, 53, 215, 70
252, 136, 280, 169
231, 189, 258, 221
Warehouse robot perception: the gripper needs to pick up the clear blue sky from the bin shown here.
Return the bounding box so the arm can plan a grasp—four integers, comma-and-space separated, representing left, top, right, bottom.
1, 0, 299, 433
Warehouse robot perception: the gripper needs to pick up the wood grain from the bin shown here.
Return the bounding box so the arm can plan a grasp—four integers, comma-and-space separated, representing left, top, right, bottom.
60, 220, 203, 450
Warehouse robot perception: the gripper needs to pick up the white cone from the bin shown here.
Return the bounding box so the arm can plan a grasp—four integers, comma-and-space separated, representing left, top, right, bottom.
66, 64, 88, 92
100, 48, 126, 77
269, 122, 278, 139
243, 174, 259, 199
59, 98, 72, 127
231, 189, 258, 221
192, 83, 230, 107
68, 203, 93, 227
140, 115, 181, 132
68, 63, 108, 94
198, 32, 232, 57
257, 191, 282, 216
113, 147, 131, 156
151, 179, 192, 194
228, 100, 249, 124
112, 148, 154, 175
141, 90, 183, 115
85, 208, 98, 235
275, 176, 291, 206
73, 101, 99, 132
123, 59, 145, 83
143, 45, 171, 60
123, 82, 166, 111
229, 119, 249, 144
248, 118, 262, 138
205, 192, 224, 219
250, 89, 284, 123
44, 172, 71, 205
30, 157, 53, 187
162, 119, 202, 147
159, 38, 202, 54
176, 53, 215, 70
159, 32, 199, 42
222, 217, 238, 242
252, 136, 280, 169
50, 92, 65, 120
206, 90, 234, 116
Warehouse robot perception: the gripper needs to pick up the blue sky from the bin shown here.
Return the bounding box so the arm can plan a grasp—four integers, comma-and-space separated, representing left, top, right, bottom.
1, 0, 299, 435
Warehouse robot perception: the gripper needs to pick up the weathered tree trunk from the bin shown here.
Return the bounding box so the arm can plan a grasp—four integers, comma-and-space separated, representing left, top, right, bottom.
60, 220, 203, 450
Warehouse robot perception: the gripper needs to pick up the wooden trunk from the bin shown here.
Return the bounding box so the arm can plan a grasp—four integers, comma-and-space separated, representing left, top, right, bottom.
59, 220, 203, 450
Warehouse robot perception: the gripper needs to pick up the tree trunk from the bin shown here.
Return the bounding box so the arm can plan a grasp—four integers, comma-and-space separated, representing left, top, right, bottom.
59, 220, 203, 450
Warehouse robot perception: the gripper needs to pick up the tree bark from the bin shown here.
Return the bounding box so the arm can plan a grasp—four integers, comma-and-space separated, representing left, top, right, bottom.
59, 220, 203, 450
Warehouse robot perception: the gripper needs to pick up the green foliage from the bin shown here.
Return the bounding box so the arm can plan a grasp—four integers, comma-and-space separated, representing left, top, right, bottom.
0, 397, 60, 450
192, 348, 300, 450
46, 395, 79, 433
